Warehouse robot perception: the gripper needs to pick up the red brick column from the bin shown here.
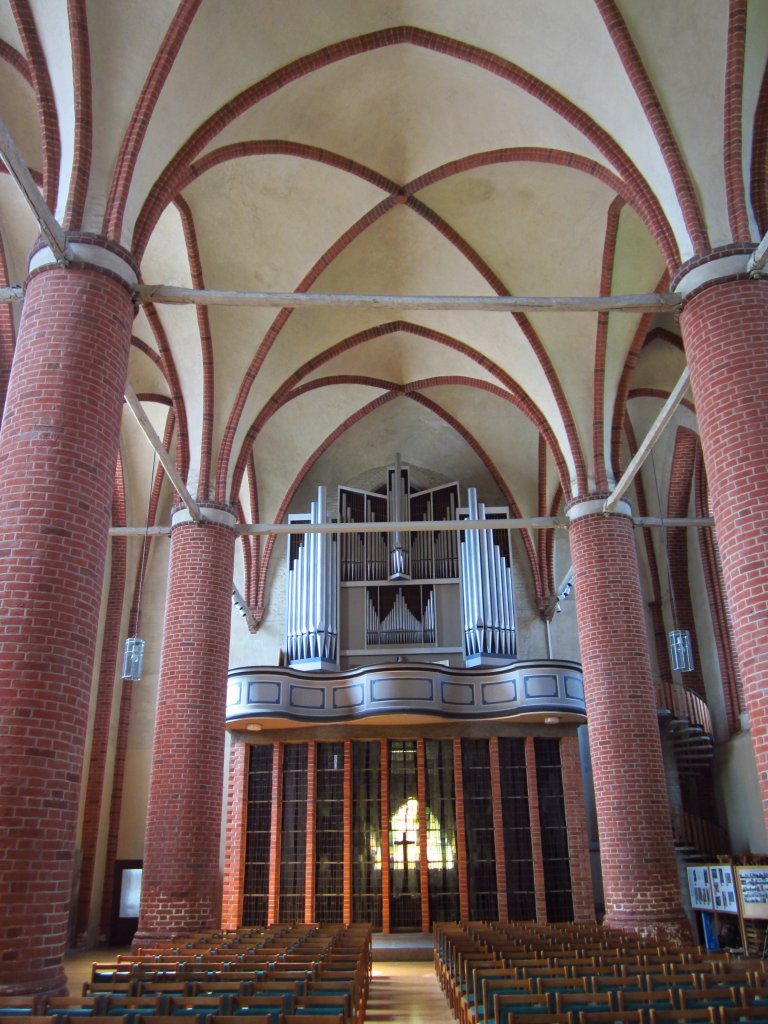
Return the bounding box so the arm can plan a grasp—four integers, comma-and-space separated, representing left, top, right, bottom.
133, 503, 236, 945
525, 737, 548, 924
0, 258, 135, 996
560, 735, 595, 922
221, 740, 249, 931
568, 498, 688, 941
678, 272, 768, 825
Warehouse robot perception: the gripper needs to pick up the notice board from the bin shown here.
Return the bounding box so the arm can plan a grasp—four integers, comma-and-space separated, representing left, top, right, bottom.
687, 865, 713, 911
736, 865, 768, 919
710, 864, 739, 914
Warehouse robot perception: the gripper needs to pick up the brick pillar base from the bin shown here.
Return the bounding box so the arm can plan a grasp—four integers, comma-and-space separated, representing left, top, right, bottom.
568, 499, 689, 943
0, 260, 134, 994
133, 504, 236, 946
679, 274, 768, 827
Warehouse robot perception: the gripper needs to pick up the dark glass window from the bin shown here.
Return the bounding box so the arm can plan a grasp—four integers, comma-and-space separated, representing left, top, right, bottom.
389, 740, 421, 928
279, 744, 307, 923
425, 739, 459, 922
352, 741, 382, 926
243, 744, 273, 926
498, 737, 536, 921
534, 737, 573, 922
462, 738, 498, 921
314, 742, 344, 922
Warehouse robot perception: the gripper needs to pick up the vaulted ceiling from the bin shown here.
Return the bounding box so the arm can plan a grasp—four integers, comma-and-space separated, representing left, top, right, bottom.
0, 0, 766, 623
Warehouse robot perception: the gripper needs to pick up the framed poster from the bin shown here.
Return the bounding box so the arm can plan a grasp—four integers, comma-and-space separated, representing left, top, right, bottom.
687, 865, 713, 911
736, 865, 768, 919
710, 864, 738, 914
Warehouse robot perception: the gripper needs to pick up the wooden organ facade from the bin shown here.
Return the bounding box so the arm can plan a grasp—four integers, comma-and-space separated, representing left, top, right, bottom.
231, 733, 592, 932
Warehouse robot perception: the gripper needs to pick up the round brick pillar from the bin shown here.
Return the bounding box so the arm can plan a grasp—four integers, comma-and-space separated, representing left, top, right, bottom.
678, 270, 768, 825
134, 504, 236, 946
568, 498, 689, 942
0, 259, 135, 995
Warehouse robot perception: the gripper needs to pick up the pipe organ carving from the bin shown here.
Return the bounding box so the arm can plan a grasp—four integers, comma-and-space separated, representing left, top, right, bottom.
285, 463, 516, 669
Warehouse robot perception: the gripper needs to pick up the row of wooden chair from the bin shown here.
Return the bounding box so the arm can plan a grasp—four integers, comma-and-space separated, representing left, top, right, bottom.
0, 1016, 343, 1024
434, 921, 768, 1024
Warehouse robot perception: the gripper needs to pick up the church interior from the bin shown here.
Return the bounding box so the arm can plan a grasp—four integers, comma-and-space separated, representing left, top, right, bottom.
1, 0, 768, 1004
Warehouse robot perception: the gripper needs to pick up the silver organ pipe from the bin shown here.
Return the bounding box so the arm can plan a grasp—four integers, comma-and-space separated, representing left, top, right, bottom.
459, 488, 516, 663
285, 486, 338, 666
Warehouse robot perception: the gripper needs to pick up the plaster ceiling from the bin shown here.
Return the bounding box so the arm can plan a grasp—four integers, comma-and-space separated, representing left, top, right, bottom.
0, 0, 765, 624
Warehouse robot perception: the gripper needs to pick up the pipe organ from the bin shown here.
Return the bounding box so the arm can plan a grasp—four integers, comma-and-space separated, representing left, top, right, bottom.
285, 463, 516, 669
459, 489, 517, 665
285, 487, 338, 670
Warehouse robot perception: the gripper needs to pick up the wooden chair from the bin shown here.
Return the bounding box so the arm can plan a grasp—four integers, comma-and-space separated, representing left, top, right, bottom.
293, 994, 351, 1024
282, 1015, 343, 1024
468, 976, 535, 1024
492, 992, 552, 1024
466, 971, 533, 1024
554, 992, 614, 1016
720, 1008, 768, 1023
616, 990, 677, 1014
82, 985, 135, 1001
230, 991, 295, 1017
537, 978, 590, 997
647, 1010, 718, 1024
679, 988, 742, 1010
503, 1015, 574, 1024
591, 975, 646, 995
105, 996, 168, 1020
206, 1016, 274, 1024
577, 1013, 644, 1024
39, 998, 100, 1020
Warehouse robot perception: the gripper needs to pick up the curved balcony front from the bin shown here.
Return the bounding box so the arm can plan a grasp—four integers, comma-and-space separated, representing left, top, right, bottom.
226, 658, 585, 730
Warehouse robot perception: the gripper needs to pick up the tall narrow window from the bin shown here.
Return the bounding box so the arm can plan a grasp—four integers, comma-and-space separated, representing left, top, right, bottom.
243, 745, 273, 926
462, 738, 498, 920
424, 739, 459, 922
279, 744, 307, 923
498, 737, 536, 920
534, 737, 573, 922
352, 741, 382, 926
315, 742, 344, 922
389, 740, 421, 928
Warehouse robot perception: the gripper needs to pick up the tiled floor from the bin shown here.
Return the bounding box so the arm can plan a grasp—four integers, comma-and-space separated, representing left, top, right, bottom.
64, 949, 456, 1024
